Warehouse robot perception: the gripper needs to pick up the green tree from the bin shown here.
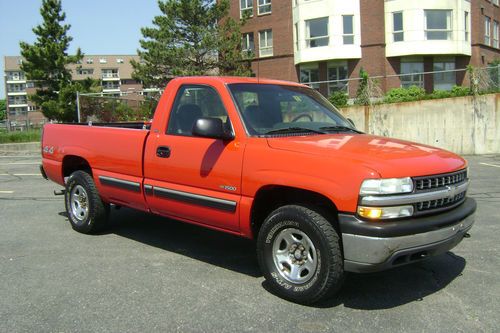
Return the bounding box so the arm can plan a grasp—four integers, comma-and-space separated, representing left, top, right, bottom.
20, 0, 83, 122
0, 99, 6, 121
132, 0, 252, 89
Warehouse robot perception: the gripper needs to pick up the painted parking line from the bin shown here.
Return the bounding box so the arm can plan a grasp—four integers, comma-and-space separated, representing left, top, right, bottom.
0, 191, 14, 194
479, 162, 500, 168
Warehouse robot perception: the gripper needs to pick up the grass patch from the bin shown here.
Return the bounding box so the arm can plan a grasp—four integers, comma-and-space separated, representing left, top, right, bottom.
0, 129, 42, 144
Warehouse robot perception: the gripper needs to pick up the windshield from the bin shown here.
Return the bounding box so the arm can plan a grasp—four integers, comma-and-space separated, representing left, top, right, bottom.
228, 83, 357, 136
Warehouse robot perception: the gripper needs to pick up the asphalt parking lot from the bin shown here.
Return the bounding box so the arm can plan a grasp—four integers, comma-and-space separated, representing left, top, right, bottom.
0, 152, 499, 332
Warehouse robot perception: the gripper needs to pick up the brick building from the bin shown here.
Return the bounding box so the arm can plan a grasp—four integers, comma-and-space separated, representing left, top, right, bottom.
3, 55, 142, 128
230, 0, 500, 97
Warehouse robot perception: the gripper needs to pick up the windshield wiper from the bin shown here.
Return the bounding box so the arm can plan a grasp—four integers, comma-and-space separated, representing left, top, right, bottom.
319, 125, 362, 134
264, 127, 326, 135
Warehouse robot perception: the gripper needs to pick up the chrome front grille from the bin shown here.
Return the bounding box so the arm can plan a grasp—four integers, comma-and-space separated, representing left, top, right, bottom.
414, 169, 467, 191
416, 191, 466, 211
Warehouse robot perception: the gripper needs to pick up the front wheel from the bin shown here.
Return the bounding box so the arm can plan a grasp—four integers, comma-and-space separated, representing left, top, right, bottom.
65, 170, 109, 234
257, 205, 344, 304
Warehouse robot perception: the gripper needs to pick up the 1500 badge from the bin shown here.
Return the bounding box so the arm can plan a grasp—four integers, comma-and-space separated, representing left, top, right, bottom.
219, 185, 237, 191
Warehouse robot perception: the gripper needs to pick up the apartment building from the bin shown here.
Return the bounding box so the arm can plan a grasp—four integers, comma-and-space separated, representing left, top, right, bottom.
3, 55, 142, 127
230, 0, 500, 97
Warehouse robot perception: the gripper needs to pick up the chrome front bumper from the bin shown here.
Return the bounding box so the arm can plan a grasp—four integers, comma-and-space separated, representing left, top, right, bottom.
339, 198, 476, 273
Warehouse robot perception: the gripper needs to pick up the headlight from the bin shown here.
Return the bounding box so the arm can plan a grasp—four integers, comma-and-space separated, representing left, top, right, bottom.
360, 177, 413, 195
358, 205, 414, 219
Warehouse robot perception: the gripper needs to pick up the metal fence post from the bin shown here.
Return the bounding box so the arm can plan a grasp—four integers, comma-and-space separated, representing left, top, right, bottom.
76, 91, 81, 123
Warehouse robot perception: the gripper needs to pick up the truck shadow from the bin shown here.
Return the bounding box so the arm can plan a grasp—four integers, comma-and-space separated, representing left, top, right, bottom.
83, 207, 466, 310
105, 207, 262, 278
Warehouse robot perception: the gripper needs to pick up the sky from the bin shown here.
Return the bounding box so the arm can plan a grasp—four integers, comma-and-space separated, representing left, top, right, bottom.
0, 0, 162, 98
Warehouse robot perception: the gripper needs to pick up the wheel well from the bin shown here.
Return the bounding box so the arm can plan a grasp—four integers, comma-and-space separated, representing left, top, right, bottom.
62, 155, 92, 178
251, 185, 339, 238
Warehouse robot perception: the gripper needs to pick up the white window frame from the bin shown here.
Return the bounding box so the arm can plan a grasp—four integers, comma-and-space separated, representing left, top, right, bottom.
305, 17, 329, 48
99, 58, 107, 64
393, 12, 404, 42
258, 0, 271, 15
493, 0, 499, 6
116, 58, 124, 64
240, 0, 253, 18
242, 32, 254, 54
259, 29, 273, 57
299, 64, 320, 90
433, 57, 456, 91
485, 16, 491, 45
465, 11, 469, 41
424, 10, 452, 40
86, 58, 94, 64
493, 20, 499, 48
327, 61, 349, 95
342, 15, 354, 45
400, 59, 424, 89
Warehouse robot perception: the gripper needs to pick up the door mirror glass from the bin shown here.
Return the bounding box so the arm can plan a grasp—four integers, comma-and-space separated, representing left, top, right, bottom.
193, 117, 234, 141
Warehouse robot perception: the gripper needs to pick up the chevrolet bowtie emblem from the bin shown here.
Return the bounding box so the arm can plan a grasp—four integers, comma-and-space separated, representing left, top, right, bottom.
446, 185, 458, 199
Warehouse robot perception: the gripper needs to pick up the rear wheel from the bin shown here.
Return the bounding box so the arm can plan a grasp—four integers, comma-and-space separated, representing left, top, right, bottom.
65, 171, 109, 234
257, 205, 344, 304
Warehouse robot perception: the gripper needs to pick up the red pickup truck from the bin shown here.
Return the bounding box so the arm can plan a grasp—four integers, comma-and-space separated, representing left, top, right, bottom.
41, 76, 475, 304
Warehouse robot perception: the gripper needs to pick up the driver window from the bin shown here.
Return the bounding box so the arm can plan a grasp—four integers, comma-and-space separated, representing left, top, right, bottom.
167, 85, 231, 136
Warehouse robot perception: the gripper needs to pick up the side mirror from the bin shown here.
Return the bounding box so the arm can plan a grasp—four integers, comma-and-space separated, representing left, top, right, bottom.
192, 117, 234, 141
347, 118, 356, 128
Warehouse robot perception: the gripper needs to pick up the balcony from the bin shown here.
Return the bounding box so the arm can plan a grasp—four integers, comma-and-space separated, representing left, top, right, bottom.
102, 72, 120, 80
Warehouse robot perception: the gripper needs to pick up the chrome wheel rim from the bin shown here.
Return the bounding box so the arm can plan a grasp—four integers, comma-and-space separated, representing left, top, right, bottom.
272, 227, 318, 284
70, 185, 89, 222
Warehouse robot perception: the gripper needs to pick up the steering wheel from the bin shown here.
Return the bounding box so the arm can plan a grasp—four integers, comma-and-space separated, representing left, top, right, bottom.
291, 113, 313, 122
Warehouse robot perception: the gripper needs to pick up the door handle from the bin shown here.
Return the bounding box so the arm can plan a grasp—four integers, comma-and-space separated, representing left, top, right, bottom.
156, 146, 171, 158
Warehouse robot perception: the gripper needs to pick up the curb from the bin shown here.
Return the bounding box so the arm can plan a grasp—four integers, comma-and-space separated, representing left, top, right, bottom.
0, 142, 41, 155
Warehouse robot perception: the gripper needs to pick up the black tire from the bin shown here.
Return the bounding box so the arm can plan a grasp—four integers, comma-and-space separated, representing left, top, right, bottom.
257, 205, 344, 304
64, 170, 109, 234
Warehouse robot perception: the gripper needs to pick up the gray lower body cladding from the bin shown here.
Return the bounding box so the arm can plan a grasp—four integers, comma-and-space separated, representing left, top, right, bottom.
339, 198, 476, 273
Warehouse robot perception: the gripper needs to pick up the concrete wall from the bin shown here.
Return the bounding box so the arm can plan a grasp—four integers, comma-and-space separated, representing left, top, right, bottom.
340, 93, 500, 155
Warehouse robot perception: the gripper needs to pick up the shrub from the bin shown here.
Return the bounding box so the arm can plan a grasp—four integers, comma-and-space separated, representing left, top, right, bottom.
328, 91, 348, 108
383, 86, 426, 103
450, 85, 471, 97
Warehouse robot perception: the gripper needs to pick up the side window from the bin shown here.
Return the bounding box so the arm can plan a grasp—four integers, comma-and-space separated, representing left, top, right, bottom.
167, 85, 231, 136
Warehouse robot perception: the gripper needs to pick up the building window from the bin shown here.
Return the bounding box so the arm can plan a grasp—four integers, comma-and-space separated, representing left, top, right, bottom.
240, 0, 253, 18
258, 0, 271, 15
425, 10, 452, 40
294, 23, 299, 51
77, 69, 94, 75
242, 32, 255, 54
343, 15, 354, 44
86, 58, 94, 64
116, 58, 124, 64
433, 57, 456, 91
465, 12, 469, 41
299, 64, 320, 90
99, 58, 107, 64
485, 16, 491, 45
259, 29, 273, 57
26, 82, 34, 88
493, 0, 499, 6
327, 62, 348, 95
393, 12, 404, 42
306, 17, 329, 48
400, 59, 424, 88
494, 21, 499, 48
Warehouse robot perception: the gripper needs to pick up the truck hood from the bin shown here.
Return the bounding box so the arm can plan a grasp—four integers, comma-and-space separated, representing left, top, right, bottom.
266, 134, 466, 178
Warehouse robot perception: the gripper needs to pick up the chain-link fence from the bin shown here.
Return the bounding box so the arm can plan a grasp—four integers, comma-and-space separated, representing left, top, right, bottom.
77, 90, 162, 123
301, 65, 500, 106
